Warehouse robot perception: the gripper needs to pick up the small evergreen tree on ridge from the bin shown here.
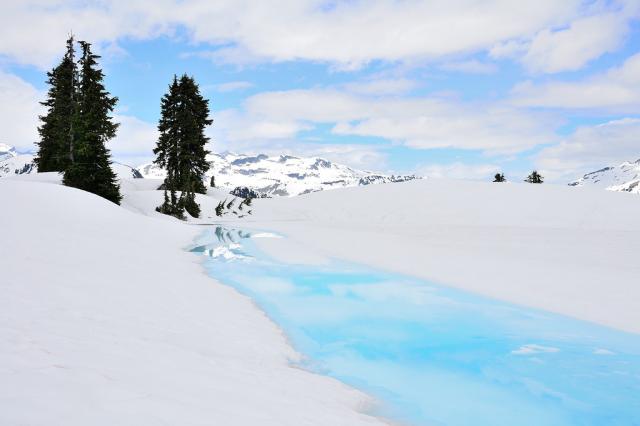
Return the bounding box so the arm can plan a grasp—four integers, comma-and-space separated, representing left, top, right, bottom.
525, 170, 544, 184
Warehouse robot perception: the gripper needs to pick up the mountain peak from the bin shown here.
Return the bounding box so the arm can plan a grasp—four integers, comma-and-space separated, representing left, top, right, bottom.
138, 151, 419, 197
0, 143, 17, 157
569, 158, 640, 194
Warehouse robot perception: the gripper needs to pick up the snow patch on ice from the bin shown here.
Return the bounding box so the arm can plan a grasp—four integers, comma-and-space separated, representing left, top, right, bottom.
512, 344, 560, 355
202, 245, 250, 261
251, 232, 283, 239
593, 348, 616, 355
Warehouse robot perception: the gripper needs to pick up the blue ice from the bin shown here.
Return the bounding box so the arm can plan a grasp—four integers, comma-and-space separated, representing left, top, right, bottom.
191, 227, 640, 426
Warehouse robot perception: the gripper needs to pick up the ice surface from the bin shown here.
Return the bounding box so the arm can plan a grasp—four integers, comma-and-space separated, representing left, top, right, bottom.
196, 226, 640, 426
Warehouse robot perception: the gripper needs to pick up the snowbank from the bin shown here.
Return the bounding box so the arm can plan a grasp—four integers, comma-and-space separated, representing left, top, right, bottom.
243, 179, 640, 333
0, 177, 384, 425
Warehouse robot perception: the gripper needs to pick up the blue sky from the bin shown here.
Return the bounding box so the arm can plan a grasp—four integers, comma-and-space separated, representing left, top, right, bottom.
1, 1, 639, 182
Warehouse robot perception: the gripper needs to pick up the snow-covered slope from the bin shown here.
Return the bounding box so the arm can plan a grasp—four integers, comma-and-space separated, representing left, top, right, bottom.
138, 152, 418, 196
569, 158, 640, 194
3, 170, 640, 425
0, 175, 383, 426
118, 174, 640, 333
241, 179, 640, 333
0, 143, 35, 177
112, 162, 143, 179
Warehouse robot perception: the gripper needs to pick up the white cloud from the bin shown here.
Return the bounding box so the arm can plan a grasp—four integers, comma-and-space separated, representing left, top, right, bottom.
0, 71, 43, 151
180, 0, 580, 68
489, 40, 528, 60
490, 1, 639, 74
214, 81, 254, 92
211, 109, 312, 144
439, 60, 498, 74
0, 1, 172, 68
334, 103, 556, 154
235, 89, 558, 154
419, 162, 501, 180
536, 118, 640, 181
521, 12, 630, 73
0, 71, 161, 164
110, 114, 158, 158
0, 0, 599, 69
512, 52, 640, 110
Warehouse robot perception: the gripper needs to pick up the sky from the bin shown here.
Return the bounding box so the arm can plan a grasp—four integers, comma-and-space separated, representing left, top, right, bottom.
0, 0, 639, 182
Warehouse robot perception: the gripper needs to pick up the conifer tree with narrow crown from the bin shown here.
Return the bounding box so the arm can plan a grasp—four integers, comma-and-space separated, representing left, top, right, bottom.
63, 41, 121, 204
154, 74, 212, 218
35, 36, 78, 172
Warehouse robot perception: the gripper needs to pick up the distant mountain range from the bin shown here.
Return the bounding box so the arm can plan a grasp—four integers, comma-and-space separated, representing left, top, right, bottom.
138, 152, 418, 196
569, 159, 640, 194
6, 143, 638, 197
0, 144, 35, 177
1, 144, 417, 196
0, 143, 141, 180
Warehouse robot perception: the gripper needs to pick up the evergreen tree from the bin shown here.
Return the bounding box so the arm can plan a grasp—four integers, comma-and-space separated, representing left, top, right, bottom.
493, 173, 506, 182
525, 170, 544, 184
154, 77, 184, 218
63, 41, 121, 204
35, 36, 78, 172
154, 74, 212, 218
215, 200, 225, 217
174, 74, 211, 195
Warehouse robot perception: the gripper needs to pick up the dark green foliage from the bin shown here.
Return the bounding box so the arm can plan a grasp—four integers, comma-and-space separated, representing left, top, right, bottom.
230, 186, 260, 199
215, 200, 225, 217
156, 170, 185, 219
493, 173, 506, 182
62, 41, 121, 204
35, 36, 77, 172
525, 170, 544, 184
181, 189, 201, 218
238, 197, 253, 211
154, 74, 212, 218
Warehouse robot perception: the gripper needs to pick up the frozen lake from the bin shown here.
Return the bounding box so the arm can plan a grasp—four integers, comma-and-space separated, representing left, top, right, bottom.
191, 226, 640, 426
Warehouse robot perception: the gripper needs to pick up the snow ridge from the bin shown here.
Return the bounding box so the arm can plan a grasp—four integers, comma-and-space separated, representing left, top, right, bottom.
569, 158, 640, 194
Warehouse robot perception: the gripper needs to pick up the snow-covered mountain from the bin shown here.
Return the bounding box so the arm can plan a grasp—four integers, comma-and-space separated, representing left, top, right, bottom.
138, 152, 418, 197
112, 162, 143, 179
569, 159, 640, 194
2, 144, 417, 195
0, 144, 141, 180
0, 143, 36, 178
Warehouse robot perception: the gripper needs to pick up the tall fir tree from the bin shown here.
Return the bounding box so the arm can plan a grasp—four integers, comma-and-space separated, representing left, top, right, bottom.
35, 36, 78, 172
154, 74, 212, 219
63, 41, 121, 204
154, 77, 184, 219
